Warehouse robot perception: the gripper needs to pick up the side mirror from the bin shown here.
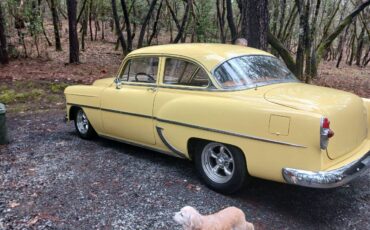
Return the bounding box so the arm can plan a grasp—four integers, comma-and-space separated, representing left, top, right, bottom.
115, 78, 122, 89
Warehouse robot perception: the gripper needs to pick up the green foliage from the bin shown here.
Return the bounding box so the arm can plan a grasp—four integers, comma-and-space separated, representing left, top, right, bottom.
50, 82, 69, 93
193, 0, 217, 42
0, 88, 44, 104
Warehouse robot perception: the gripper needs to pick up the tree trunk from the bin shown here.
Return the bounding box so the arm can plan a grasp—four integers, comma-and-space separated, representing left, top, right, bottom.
148, 0, 163, 46
67, 0, 79, 63
226, 0, 237, 43
50, 0, 62, 51
111, 0, 127, 54
173, 0, 191, 43
0, 1, 9, 64
137, 0, 158, 48
120, 0, 132, 52
355, 27, 365, 66
294, 0, 307, 80
316, 0, 370, 64
216, 0, 226, 43
240, 0, 269, 50
89, 0, 93, 41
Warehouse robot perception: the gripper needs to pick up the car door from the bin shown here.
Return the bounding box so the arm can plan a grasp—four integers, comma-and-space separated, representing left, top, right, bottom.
100, 56, 160, 145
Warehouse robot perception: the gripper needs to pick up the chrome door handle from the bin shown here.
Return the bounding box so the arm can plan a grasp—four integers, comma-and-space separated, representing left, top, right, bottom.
147, 87, 157, 92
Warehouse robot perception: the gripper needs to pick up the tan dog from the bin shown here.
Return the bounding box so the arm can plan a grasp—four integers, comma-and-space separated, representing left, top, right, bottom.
173, 206, 254, 230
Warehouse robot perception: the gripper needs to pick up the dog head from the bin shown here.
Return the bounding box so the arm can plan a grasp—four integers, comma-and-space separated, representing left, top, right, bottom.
173, 206, 202, 230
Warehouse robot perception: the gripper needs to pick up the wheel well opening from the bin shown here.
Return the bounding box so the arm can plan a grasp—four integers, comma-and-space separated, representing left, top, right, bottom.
187, 138, 247, 163
69, 106, 80, 121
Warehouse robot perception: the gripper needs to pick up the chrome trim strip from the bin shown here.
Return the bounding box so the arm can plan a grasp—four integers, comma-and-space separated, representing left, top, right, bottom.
99, 134, 185, 159
156, 118, 306, 148
101, 108, 153, 119
282, 151, 370, 188
156, 127, 187, 158
67, 103, 306, 148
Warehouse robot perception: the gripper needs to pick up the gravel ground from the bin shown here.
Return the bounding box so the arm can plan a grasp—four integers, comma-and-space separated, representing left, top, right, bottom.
0, 110, 369, 230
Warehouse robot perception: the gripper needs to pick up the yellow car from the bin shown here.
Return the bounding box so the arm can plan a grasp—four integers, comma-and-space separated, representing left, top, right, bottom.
65, 44, 370, 194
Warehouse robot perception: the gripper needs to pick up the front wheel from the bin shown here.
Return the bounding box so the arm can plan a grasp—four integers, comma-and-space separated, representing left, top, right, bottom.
74, 108, 96, 139
194, 142, 250, 194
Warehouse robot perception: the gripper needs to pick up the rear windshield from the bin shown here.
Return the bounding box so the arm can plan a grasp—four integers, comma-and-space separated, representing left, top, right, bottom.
213, 55, 298, 89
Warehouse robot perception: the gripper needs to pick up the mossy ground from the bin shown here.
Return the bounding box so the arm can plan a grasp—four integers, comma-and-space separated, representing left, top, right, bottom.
0, 80, 70, 114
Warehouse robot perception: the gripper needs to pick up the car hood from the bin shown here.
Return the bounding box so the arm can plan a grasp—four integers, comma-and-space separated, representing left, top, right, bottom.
264, 83, 367, 160
93, 77, 115, 87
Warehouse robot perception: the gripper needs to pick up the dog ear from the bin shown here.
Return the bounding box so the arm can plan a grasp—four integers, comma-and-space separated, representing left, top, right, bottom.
188, 211, 202, 229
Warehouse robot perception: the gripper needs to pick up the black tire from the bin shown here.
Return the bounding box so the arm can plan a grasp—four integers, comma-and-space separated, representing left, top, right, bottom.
74, 108, 96, 139
194, 141, 250, 194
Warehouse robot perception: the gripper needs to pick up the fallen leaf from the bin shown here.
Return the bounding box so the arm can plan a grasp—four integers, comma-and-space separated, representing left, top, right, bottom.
9, 201, 20, 208
28, 216, 39, 226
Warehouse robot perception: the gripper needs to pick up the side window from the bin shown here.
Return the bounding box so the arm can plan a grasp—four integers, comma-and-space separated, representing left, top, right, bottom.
164, 58, 210, 87
119, 57, 159, 83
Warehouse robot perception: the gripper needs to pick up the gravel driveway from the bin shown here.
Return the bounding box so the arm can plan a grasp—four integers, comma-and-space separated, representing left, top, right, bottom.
1, 110, 369, 230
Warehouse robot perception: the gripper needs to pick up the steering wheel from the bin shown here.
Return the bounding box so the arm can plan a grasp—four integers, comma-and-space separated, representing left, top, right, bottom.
134, 72, 155, 82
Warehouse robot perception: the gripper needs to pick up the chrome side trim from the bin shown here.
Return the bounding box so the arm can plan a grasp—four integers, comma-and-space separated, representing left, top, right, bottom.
99, 134, 185, 159
282, 151, 370, 188
156, 118, 306, 148
67, 103, 306, 148
156, 127, 187, 158
101, 108, 152, 119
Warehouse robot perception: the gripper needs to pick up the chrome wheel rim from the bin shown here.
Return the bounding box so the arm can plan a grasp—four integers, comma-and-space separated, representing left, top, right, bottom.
201, 143, 235, 184
76, 110, 89, 135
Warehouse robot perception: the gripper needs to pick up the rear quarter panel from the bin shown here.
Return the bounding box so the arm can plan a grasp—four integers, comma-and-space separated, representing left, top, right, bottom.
153, 88, 323, 182
363, 98, 370, 139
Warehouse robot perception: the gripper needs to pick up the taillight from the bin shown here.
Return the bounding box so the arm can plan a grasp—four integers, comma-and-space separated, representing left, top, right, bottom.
320, 117, 334, 149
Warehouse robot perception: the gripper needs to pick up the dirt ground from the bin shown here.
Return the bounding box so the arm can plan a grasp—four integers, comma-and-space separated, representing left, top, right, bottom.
0, 110, 369, 230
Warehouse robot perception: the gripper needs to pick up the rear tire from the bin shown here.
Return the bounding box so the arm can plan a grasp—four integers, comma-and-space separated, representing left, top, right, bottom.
194, 141, 250, 194
74, 108, 96, 139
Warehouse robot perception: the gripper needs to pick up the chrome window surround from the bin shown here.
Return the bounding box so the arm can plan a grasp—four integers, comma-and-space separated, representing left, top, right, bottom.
211, 54, 300, 91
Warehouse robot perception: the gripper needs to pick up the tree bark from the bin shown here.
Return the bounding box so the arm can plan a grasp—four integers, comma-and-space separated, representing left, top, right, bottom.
216, 0, 226, 43
111, 0, 127, 54
148, 0, 163, 46
67, 0, 79, 63
50, 0, 62, 51
120, 0, 132, 52
0, 1, 9, 64
226, 0, 237, 43
240, 0, 269, 50
137, 0, 158, 48
316, 0, 370, 64
173, 0, 191, 43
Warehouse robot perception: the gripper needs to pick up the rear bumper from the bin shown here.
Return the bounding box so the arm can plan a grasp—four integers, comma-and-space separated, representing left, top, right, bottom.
282, 151, 370, 188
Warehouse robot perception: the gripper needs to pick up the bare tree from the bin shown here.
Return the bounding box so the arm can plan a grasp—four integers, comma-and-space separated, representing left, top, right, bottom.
0, 1, 9, 64
67, 0, 79, 63
137, 0, 158, 48
49, 0, 62, 51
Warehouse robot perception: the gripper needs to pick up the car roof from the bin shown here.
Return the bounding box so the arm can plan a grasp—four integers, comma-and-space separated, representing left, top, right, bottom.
127, 43, 273, 71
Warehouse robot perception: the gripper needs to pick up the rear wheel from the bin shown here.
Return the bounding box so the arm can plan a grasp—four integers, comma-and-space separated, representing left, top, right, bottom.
74, 108, 96, 139
194, 141, 250, 194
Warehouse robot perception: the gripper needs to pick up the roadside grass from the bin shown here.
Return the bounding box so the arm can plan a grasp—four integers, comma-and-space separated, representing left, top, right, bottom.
0, 80, 70, 114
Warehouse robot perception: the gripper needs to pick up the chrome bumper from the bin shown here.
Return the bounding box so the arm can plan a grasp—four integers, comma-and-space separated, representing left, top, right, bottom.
282, 151, 370, 188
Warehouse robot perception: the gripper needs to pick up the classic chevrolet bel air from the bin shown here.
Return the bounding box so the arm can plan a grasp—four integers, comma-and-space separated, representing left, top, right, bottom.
65, 44, 370, 194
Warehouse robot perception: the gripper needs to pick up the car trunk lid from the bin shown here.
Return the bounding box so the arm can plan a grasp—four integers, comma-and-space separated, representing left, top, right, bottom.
264, 83, 367, 160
